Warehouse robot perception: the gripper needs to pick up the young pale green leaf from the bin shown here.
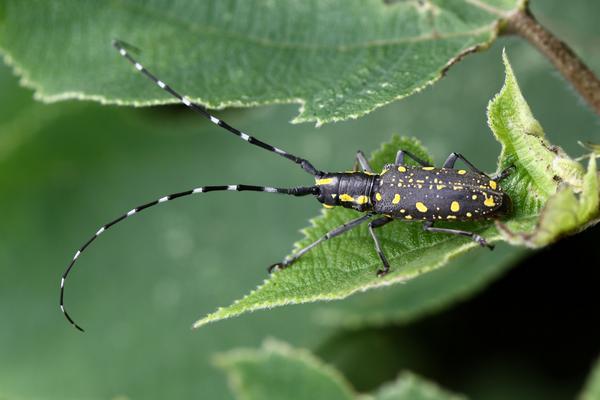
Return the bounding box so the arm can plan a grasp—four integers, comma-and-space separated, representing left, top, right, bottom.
0, 0, 524, 125
579, 357, 600, 400
193, 52, 598, 329
490, 51, 600, 246
215, 339, 465, 400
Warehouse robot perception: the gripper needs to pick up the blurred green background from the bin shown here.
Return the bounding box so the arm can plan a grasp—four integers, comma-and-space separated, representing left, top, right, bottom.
1, 1, 599, 399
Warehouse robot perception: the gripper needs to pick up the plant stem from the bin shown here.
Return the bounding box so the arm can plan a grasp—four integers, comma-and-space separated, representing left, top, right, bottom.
503, 7, 600, 115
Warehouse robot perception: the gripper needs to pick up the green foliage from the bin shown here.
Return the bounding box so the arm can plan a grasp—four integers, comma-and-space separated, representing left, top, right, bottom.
491, 51, 600, 246
580, 357, 600, 400
216, 339, 465, 400
194, 52, 599, 328
312, 243, 525, 328
0, 0, 523, 125
373, 373, 465, 400
1, 2, 599, 399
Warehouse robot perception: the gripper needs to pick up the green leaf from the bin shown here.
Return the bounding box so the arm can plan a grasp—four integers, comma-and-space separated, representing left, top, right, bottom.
0, 0, 524, 125
312, 243, 526, 328
193, 136, 513, 328
579, 357, 600, 400
373, 372, 466, 400
491, 51, 600, 246
215, 339, 464, 400
193, 51, 599, 328
214, 339, 356, 400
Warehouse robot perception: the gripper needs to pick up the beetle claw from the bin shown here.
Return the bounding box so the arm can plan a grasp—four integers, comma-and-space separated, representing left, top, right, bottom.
473, 234, 494, 250
267, 262, 290, 274
376, 268, 389, 277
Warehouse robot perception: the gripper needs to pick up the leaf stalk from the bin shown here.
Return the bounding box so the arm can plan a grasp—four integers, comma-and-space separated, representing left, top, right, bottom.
503, 5, 600, 115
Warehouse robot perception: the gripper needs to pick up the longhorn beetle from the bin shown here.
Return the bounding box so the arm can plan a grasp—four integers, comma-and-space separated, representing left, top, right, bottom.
60, 40, 513, 331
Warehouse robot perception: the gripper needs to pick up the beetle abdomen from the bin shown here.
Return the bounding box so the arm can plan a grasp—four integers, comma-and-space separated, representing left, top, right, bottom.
371, 165, 505, 221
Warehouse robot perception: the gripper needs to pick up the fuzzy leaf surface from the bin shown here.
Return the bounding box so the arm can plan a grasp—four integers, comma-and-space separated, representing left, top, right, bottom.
0, 0, 523, 125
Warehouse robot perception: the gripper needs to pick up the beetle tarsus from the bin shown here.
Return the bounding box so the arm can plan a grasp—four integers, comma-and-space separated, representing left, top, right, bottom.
267, 262, 290, 274
473, 234, 494, 250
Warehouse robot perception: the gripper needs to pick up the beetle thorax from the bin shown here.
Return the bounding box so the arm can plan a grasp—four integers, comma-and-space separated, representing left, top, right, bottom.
315, 172, 375, 211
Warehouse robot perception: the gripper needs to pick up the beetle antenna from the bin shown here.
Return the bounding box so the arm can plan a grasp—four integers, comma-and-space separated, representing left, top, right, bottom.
61, 184, 318, 332
112, 39, 321, 176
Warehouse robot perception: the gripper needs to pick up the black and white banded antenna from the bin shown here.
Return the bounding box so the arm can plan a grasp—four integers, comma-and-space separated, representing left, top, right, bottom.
111, 40, 321, 176
59, 40, 324, 332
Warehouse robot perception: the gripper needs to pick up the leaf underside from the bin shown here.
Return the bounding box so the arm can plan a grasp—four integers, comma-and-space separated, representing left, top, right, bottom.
193, 52, 599, 329
0, 0, 523, 125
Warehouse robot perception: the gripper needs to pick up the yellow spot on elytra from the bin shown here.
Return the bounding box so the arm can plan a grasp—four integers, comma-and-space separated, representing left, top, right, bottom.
422, 166, 434, 170
466, 212, 473, 217
400, 209, 406, 213
398, 166, 406, 172
315, 178, 333, 185
339, 194, 354, 202
408, 179, 413, 183
416, 180, 425, 184
323, 204, 334, 209
392, 194, 401, 204
436, 184, 446, 190
483, 193, 496, 207
457, 170, 467, 175
472, 194, 478, 200
453, 186, 464, 190
356, 195, 368, 205
450, 201, 460, 212
405, 215, 413, 220
415, 202, 428, 212
331, 194, 337, 198
447, 215, 457, 219
489, 180, 497, 190
375, 193, 382, 201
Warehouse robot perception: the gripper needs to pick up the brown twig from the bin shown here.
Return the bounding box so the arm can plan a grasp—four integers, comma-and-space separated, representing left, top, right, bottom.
502, 6, 600, 115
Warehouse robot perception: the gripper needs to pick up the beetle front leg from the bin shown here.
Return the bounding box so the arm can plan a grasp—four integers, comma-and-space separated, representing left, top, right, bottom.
268, 214, 373, 273
354, 150, 374, 173
422, 221, 494, 250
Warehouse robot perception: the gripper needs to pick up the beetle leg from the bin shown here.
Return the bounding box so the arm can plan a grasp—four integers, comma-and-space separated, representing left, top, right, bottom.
491, 164, 515, 182
354, 150, 374, 173
395, 150, 432, 166
268, 213, 374, 273
422, 221, 494, 250
368, 217, 394, 277
443, 152, 489, 176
